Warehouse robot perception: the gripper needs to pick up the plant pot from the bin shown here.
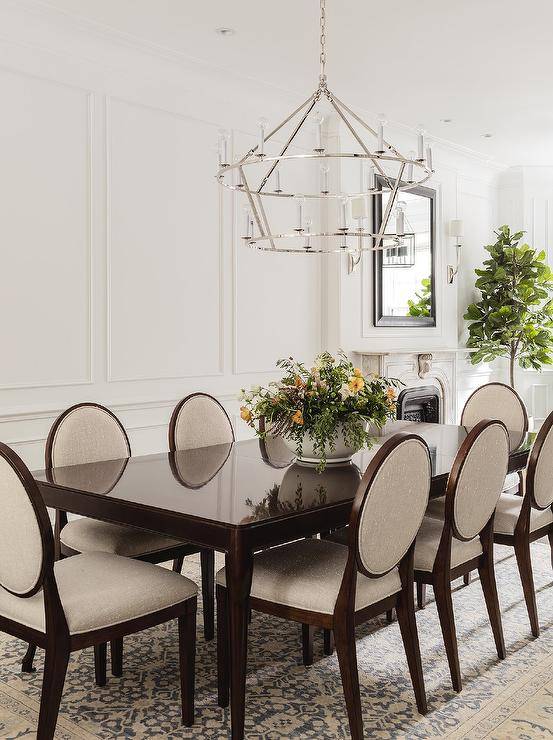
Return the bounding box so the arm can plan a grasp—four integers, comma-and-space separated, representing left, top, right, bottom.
282, 424, 365, 465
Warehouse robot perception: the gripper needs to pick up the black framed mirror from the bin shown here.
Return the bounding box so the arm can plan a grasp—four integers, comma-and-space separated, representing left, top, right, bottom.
373, 178, 436, 327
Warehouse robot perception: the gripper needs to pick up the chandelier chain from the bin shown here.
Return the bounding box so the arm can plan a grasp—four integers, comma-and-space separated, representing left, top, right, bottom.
319, 0, 326, 81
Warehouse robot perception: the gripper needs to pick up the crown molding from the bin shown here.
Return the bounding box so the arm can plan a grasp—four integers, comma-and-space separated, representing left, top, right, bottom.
4, 0, 511, 170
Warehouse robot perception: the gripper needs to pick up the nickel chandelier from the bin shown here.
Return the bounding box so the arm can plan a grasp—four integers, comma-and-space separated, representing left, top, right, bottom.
215, 0, 434, 262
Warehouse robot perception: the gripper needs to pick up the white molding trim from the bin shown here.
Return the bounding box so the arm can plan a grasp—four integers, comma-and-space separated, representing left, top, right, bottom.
0, 392, 240, 425
0, 74, 94, 391
5, 0, 509, 170
104, 95, 225, 383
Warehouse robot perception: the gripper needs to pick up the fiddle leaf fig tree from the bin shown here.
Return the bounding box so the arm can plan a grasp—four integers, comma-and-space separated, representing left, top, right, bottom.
464, 225, 553, 389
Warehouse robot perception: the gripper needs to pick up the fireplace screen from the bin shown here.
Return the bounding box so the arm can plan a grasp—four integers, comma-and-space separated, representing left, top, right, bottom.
397, 386, 441, 424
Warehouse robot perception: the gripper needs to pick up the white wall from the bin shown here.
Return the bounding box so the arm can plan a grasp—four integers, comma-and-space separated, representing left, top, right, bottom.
496, 166, 553, 423
0, 2, 322, 468
3, 2, 544, 468
335, 120, 502, 420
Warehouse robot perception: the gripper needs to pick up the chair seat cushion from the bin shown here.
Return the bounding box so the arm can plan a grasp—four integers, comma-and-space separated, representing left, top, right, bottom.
60, 519, 185, 557
216, 538, 401, 615
425, 472, 521, 523
414, 516, 483, 572
0, 553, 197, 635
494, 493, 553, 535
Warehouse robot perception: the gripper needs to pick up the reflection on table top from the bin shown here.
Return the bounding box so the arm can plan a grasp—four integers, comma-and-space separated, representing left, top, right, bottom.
34, 421, 533, 528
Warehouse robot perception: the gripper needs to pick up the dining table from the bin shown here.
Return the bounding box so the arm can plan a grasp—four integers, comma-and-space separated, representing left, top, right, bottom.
33, 420, 532, 739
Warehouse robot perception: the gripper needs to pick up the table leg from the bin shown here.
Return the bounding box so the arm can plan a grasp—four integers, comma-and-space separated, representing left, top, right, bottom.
226, 530, 253, 740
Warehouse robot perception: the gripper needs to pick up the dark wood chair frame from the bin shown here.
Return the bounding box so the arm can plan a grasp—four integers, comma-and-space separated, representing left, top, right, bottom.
23, 401, 217, 684
0, 442, 196, 740
494, 410, 553, 638
419, 382, 529, 605
168, 391, 235, 638
217, 434, 430, 738
414, 419, 508, 693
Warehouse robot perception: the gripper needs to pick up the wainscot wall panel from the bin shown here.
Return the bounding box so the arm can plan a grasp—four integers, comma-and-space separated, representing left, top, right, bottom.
106, 97, 223, 382
0, 68, 92, 389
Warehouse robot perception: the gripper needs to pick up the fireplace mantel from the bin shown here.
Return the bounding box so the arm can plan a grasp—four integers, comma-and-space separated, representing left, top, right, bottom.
351, 349, 468, 424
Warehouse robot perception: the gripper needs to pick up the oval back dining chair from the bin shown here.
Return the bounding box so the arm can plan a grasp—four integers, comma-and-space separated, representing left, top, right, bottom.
414, 419, 509, 692
169, 393, 234, 452
0, 441, 197, 739
422, 382, 528, 600
168, 393, 234, 657
493, 409, 553, 637
24, 403, 200, 685
460, 382, 529, 433
216, 434, 432, 738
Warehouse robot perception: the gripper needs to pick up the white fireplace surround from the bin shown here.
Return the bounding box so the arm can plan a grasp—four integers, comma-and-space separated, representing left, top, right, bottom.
351, 350, 472, 425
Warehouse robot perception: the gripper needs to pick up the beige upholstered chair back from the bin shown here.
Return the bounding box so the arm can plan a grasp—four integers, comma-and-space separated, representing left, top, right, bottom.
0, 443, 52, 597
355, 435, 431, 577
46, 403, 130, 468
169, 394, 234, 451
461, 382, 528, 434
527, 410, 553, 510
451, 420, 509, 541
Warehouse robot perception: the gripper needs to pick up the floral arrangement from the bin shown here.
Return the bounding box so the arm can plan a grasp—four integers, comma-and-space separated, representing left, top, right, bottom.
238, 351, 400, 470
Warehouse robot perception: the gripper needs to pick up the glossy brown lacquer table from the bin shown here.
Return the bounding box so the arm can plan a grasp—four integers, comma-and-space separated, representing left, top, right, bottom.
34, 420, 531, 739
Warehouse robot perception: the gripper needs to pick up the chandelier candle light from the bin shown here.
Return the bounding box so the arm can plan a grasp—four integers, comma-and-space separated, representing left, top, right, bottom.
216, 0, 434, 257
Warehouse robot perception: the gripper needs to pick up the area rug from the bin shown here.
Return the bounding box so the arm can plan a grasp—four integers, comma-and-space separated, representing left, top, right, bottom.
1, 544, 553, 739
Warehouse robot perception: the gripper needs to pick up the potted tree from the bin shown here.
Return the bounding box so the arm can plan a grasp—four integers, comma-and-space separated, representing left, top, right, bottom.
464, 225, 553, 388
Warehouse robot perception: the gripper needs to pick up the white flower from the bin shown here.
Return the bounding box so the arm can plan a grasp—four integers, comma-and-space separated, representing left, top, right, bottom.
313, 355, 325, 371
339, 383, 353, 400
251, 385, 262, 395
237, 389, 246, 402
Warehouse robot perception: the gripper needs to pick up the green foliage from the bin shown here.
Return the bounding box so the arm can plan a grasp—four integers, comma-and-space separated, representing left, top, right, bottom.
464, 225, 553, 386
407, 277, 432, 317
238, 351, 401, 471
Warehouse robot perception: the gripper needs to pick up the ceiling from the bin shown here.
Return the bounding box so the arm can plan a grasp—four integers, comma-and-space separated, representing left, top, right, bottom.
40, 0, 553, 166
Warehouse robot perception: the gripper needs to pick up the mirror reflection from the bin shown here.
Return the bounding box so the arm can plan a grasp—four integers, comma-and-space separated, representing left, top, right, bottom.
374, 183, 435, 327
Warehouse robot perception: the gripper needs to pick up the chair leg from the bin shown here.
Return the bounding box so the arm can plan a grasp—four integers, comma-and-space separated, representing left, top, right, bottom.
178, 601, 197, 727
396, 589, 428, 715
172, 556, 184, 573
548, 530, 553, 571
302, 624, 314, 666
513, 538, 539, 638
433, 577, 462, 692
416, 582, 426, 610
22, 643, 37, 673
386, 609, 394, 623
323, 628, 334, 656
37, 643, 70, 740
110, 639, 123, 677
463, 572, 471, 587
200, 549, 215, 642
334, 618, 363, 740
94, 643, 107, 687
216, 585, 230, 708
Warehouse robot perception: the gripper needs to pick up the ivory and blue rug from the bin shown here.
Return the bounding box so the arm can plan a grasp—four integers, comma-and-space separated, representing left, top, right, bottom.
1, 544, 553, 738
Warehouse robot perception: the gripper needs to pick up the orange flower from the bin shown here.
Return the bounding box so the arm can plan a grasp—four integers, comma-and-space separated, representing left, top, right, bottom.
353, 367, 363, 378
386, 387, 397, 400
291, 409, 304, 425
294, 375, 304, 388
240, 406, 252, 422
348, 376, 365, 393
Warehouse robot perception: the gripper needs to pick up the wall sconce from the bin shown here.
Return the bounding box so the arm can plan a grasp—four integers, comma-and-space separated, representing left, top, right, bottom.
447, 218, 463, 284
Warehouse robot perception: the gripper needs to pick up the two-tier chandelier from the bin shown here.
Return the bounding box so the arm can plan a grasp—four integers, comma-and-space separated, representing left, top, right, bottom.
216, 0, 434, 258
